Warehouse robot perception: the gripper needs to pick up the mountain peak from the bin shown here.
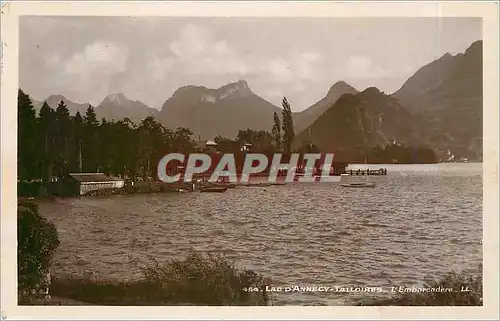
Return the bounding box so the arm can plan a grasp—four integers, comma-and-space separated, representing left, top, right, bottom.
465, 39, 482, 56
46, 94, 69, 102
103, 93, 128, 105
332, 81, 350, 87
327, 81, 357, 97
439, 52, 453, 60
361, 87, 382, 96
217, 80, 252, 99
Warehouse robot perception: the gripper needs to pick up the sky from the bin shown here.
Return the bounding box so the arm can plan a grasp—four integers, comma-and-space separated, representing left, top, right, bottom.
19, 17, 481, 112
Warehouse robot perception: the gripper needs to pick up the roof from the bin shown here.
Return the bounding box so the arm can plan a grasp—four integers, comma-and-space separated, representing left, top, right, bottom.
206, 140, 217, 146
68, 173, 124, 183
195, 140, 218, 149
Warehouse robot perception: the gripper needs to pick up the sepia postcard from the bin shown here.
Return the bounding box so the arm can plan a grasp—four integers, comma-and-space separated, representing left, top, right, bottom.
1, 1, 499, 320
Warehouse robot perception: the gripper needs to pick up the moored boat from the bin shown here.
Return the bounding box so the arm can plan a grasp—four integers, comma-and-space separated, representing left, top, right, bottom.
200, 187, 228, 193
245, 182, 272, 187
210, 182, 237, 188
341, 182, 376, 188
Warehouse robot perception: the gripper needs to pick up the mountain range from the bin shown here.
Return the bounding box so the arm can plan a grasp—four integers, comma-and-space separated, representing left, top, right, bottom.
392, 40, 482, 159
158, 80, 282, 139
29, 39, 482, 160
294, 87, 419, 153
32, 93, 158, 124
32, 80, 358, 139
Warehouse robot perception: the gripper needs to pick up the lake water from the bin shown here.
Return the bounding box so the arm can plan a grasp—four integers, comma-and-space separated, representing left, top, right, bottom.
39, 163, 483, 305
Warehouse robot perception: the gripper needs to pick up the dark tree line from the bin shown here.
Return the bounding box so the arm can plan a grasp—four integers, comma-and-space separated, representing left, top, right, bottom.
18, 89, 196, 182
366, 144, 437, 164
213, 96, 296, 154
214, 129, 276, 153
19, 89, 312, 182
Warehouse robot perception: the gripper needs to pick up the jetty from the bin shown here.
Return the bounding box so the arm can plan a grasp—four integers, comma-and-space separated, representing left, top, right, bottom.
344, 168, 387, 176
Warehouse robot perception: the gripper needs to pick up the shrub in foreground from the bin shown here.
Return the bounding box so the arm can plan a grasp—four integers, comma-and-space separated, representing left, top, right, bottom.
50, 252, 271, 305
18, 200, 60, 303
359, 266, 482, 306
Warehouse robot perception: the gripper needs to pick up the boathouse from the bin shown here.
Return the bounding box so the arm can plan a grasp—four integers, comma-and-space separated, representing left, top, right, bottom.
65, 173, 125, 196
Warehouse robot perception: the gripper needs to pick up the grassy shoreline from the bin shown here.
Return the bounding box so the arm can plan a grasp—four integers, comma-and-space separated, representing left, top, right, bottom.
23, 265, 483, 306
22, 252, 272, 306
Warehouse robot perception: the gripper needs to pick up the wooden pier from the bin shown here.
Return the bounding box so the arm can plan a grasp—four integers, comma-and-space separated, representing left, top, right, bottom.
344, 168, 387, 176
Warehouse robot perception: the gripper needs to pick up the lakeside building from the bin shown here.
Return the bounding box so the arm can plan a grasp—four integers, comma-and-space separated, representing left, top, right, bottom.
64, 173, 125, 196
195, 140, 218, 153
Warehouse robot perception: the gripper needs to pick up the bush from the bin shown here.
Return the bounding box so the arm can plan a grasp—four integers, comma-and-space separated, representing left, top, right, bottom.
18, 200, 60, 303
49, 252, 272, 306
359, 266, 482, 306
142, 252, 271, 305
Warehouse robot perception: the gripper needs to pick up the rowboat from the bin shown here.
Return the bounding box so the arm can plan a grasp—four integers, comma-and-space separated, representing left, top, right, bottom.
341, 182, 376, 188
200, 187, 228, 193
210, 182, 237, 188
245, 182, 272, 187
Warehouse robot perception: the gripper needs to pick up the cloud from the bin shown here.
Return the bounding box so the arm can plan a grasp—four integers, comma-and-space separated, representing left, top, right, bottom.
214, 41, 232, 54
19, 17, 482, 110
147, 57, 175, 80
159, 25, 250, 76
264, 88, 285, 99
169, 24, 209, 58
187, 56, 249, 75
297, 52, 322, 80
266, 51, 323, 83
268, 58, 293, 82
61, 41, 129, 104
344, 55, 388, 79
65, 41, 128, 75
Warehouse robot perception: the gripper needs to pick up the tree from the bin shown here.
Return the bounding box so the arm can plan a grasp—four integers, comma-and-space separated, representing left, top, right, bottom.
135, 116, 166, 180
83, 105, 99, 127
236, 128, 256, 145
38, 102, 55, 181
254, 130, 274, 152
18, 200, 60, 302
214, 136, 240, 153
112, 119, 136, 178
71, 112, 84, 173
297, 141, 321, 154
53, 100, 72, 178
281, 97, 295, 154
18, 89, 38, 181
235, 129, 274, 152
272, 112, 281, 151
83, 105, 100, 172
171, 127, 195, 153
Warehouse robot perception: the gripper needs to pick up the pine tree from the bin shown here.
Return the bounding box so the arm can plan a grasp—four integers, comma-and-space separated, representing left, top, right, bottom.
38, 102, 55, 181
83, 105, 99, 127
83, 105, 100, 172
72, 111, 84, 172
53, 100, 71, 178
18, 89, 38, 180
